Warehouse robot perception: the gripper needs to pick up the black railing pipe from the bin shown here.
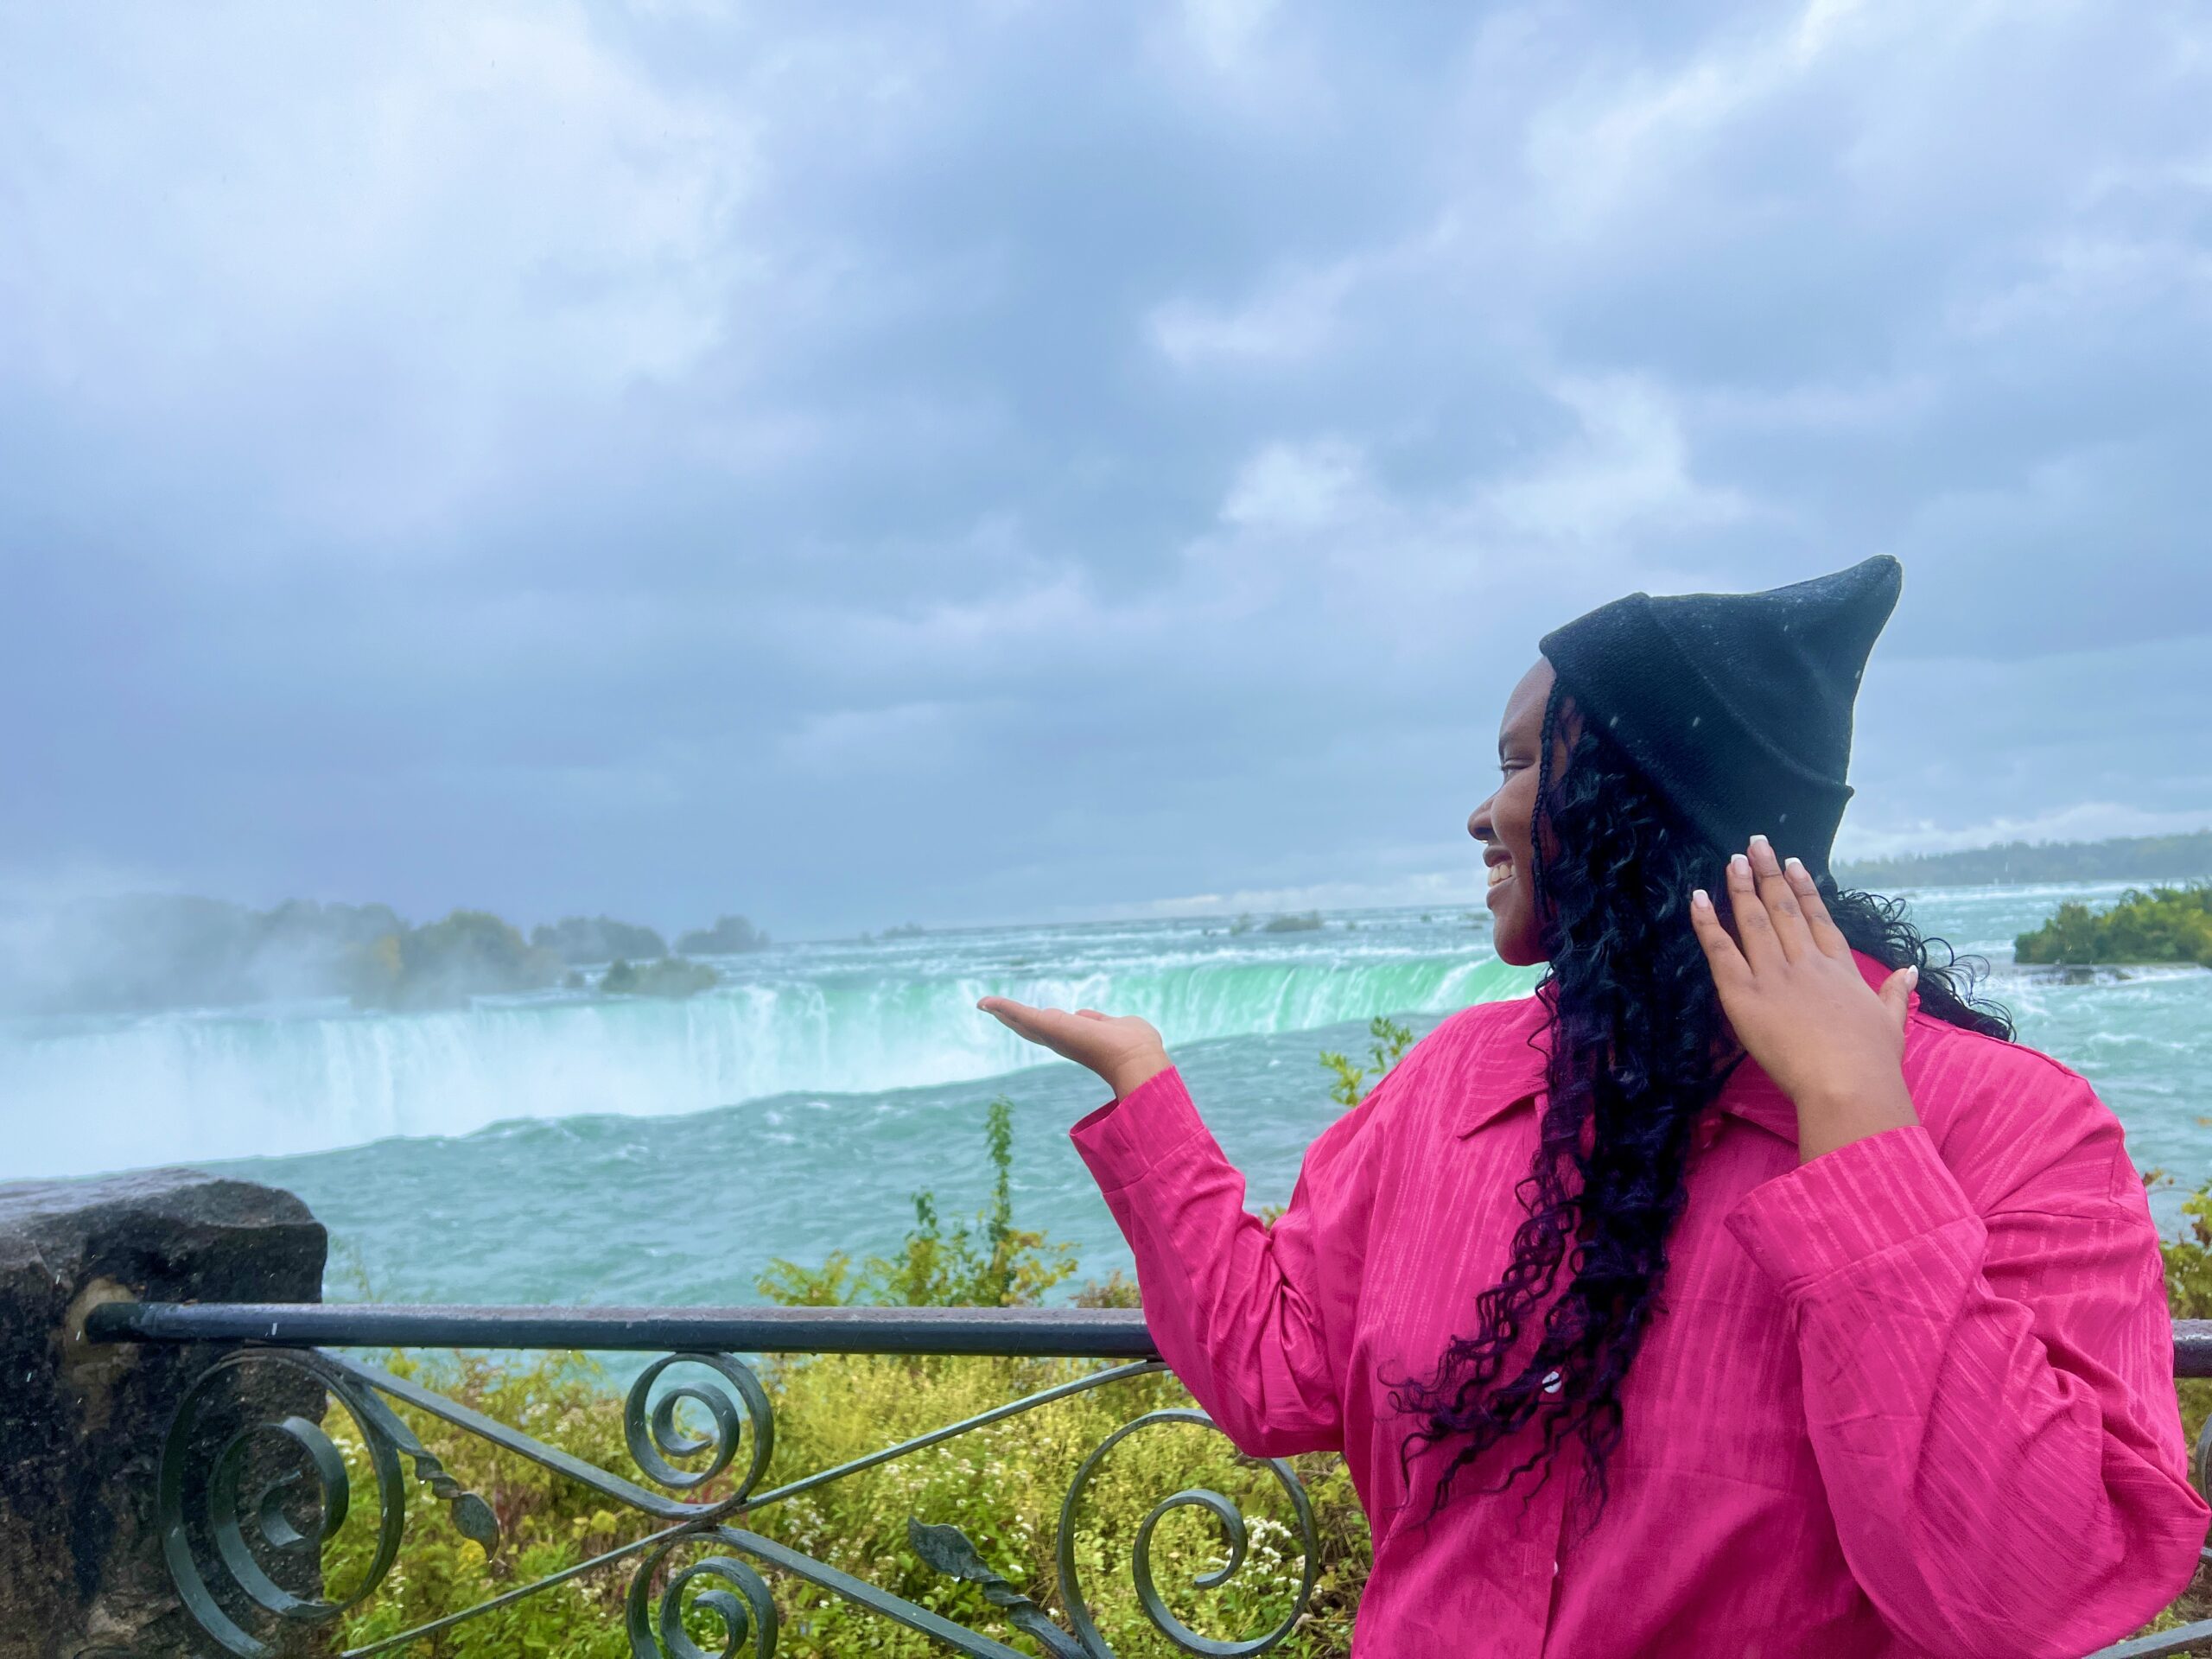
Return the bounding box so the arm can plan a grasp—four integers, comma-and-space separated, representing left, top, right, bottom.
83, 1300, 1164, 1358
84, 1302, 2212, 1376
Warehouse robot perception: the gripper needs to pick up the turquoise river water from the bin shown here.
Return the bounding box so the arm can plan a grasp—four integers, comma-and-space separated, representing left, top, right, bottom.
3, 883, 2204, 1305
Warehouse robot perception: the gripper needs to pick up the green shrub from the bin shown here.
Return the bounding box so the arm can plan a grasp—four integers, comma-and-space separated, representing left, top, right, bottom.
323, 1349, 1366, 1657
2134, 1171, 2212, 1638
2015, 885, 2212, 967
1315, 1017, 1414, 1111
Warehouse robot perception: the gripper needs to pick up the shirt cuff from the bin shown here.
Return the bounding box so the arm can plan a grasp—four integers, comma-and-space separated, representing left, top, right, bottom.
1726, 1124, 1978, 1294
1070, 1065, 1208, 1197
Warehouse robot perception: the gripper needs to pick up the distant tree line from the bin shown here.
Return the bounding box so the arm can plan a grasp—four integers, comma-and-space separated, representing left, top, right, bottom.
0, 895, 770, 1016
1836, 830, 2212, 891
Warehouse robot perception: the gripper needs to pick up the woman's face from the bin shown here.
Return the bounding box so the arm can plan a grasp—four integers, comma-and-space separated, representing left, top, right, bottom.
1469, 658, 1563, 967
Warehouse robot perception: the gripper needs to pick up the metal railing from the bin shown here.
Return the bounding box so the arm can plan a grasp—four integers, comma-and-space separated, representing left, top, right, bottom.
86, 1302, 1313, 1659
87, 1304, 2212, 1659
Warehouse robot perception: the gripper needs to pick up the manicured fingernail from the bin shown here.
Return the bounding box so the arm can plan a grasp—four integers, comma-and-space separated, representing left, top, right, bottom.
1730, 854, 1751, 878
1751, 834, 1770, 850
1907, 966, 1920, 987
1692, 889, 1712, 912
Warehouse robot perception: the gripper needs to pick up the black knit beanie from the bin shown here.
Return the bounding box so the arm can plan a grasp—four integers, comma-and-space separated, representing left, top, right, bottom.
1537, 556, 1902, 880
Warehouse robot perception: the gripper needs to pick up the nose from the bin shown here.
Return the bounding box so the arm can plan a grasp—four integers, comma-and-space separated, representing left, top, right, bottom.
1469, 794, 1497, 843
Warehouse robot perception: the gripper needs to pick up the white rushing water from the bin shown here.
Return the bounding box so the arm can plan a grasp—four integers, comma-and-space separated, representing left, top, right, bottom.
0, 914, 1534, 1177
3, 885, 2202, 1306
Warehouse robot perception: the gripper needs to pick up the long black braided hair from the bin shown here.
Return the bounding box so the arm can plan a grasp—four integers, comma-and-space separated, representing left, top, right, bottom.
1389, 679, 2012, 1524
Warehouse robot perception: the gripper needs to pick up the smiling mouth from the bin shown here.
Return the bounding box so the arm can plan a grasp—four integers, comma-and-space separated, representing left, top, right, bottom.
1486, 859, 1515, 889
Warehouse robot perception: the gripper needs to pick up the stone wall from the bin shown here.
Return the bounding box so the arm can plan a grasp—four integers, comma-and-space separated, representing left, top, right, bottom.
0, 1170, 324, 1659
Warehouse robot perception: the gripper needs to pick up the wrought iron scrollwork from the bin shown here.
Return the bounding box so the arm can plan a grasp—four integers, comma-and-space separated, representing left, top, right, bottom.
625, 1352, 774, 1502
626, 1528, 781, 1659
155, 1341, 1313, 1659
910, 1405, 1319, 1658
157, 1348, 498, 1658
1055, 1408, 1319, 1659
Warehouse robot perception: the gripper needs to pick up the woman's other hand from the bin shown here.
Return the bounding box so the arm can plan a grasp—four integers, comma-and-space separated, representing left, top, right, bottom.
977, 998, 1173, 1100
1688, 834, 1920, 1162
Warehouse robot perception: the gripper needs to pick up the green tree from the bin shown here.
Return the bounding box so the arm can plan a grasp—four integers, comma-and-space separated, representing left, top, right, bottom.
346, 909, 564, 1009
2015, 885, 2212, 967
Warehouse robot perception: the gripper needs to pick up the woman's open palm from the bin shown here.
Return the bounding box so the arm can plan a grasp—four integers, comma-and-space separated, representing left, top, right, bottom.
976, 997, 1171, 1100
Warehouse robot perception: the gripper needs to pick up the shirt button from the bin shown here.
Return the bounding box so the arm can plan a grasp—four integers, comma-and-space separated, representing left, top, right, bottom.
1541, 1369, 1562, 1395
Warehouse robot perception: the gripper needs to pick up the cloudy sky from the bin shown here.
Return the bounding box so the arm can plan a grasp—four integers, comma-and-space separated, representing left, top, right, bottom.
2, 0, 2208, 939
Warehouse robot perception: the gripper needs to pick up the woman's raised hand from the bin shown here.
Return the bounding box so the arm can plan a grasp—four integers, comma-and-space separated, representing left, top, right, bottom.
976, 997, 1173, 1101
1688, 834, 1920, 1163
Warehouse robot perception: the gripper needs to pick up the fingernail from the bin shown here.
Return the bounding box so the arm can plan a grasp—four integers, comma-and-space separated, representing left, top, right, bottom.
1750, 834, 1770, 850
1783, 855, 1803, 874
1692, 888, 1711, 912
1907, 966, 1920, 988
1730, 854, 1751, 878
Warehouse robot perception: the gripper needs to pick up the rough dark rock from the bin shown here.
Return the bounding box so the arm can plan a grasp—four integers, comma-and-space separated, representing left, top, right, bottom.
0, 1169, 326, 1659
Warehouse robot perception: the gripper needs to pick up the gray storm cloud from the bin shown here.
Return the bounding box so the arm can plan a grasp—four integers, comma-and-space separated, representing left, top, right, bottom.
2, 0, 2208, 938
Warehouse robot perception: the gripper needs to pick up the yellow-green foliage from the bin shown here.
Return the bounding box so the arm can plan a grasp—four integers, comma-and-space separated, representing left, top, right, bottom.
2152, 1174, 2212, 1457
2138, 1172, 2212, 1638
1316, 1017, 1414, 1111
2015, 884, 2212, 968
321, 1353, 1368, 1656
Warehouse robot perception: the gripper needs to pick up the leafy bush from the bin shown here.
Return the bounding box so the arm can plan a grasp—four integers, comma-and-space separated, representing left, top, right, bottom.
2015, 885, 2212, 967
323, 1348, 1365, 1658
2135, 1170, 2212, 1637
1315, 1017, 1414, 1111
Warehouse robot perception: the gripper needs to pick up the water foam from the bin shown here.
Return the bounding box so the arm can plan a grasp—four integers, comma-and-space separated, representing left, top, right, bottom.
0, 945, 1534, 1177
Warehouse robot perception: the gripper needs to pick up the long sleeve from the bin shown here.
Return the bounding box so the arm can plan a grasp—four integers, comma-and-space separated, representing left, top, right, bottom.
1070, 1065, 1382, 1458
1726, 1114, 2209, 1659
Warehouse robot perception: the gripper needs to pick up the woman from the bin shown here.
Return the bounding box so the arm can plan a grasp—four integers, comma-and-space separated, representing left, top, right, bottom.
980, 557, 2207, 1657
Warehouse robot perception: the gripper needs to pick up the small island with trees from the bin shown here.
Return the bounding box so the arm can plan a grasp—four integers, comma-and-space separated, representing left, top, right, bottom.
2014, 885, 2212, 969
0, 895, 771, 1016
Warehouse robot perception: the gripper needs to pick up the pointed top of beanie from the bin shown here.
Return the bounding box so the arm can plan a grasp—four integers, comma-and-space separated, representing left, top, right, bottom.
1537, 556, 1901, 879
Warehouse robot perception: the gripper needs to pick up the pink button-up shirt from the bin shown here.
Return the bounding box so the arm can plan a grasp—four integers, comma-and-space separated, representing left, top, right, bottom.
1071, 953, 2207, 1657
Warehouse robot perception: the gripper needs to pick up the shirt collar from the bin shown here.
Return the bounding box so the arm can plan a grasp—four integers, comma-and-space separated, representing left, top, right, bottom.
1452, 949, 1910, 1143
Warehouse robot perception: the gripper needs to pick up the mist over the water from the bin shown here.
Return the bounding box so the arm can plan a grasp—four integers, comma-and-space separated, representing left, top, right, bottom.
3, 883, 2203, 1306
3, 912, 1534, 1178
